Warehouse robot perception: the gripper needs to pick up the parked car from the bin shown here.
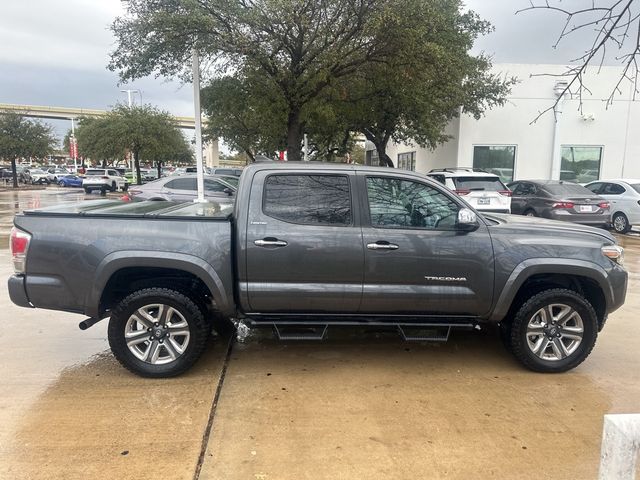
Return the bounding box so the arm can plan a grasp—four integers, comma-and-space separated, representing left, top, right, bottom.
427, 168, 512, 213
57, 174, 84, 188
46, 167, 70, 182
28, 168, 54, 185
585, 179, 640, 233
15, 166, 32, 184
83, 168, 128, 193
127, 174, 237, 202
8, 163, 627, 377
507, 180, 610, 227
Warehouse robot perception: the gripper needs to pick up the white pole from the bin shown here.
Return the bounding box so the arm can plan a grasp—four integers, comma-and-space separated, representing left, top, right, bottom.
550, 81, 568, 180
71, 118, 77, 172
192, 49, 206, 203
303, 133, 308, 161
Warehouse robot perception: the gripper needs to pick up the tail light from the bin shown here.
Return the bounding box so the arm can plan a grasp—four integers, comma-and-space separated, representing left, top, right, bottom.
552, 202, 575, 209
454, 189, 470, 196
102, 176, 110, 179
10, 227, 31, 274
598, 202, 610, 209
498, 190, 512, 197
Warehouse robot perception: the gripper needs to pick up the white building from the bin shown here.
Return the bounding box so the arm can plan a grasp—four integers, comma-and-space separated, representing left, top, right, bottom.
366, 63, 640, 184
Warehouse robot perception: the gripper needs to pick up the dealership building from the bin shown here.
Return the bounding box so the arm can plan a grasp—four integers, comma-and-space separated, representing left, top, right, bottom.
365, 64, 640, 184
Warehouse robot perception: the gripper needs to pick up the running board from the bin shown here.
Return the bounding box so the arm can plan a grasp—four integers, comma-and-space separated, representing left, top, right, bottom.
273, 324, 328, 341
397, 325, 450, 342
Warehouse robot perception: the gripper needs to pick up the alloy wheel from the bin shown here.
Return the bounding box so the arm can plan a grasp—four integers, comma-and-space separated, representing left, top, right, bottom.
525, 303, 584, 361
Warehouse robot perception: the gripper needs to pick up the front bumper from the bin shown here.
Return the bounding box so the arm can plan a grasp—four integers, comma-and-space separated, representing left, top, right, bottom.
8, 275, 32, 308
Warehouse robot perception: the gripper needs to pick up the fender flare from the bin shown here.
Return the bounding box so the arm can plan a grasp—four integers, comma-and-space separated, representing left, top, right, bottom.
489, 258, 613, 321
85, 251, 232, 318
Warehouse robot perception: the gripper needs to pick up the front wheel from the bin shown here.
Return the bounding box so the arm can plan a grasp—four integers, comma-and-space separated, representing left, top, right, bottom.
508, 288, 598, 373
108, 288, 211, 377
58, 181, 65, 187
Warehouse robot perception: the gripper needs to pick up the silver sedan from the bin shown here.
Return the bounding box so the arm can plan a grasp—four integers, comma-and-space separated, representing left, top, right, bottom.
127, 174, 237, 202
585, 179, 640, 233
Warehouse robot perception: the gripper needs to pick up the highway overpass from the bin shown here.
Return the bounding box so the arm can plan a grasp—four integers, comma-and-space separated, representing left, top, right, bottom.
0, 103, 198, 129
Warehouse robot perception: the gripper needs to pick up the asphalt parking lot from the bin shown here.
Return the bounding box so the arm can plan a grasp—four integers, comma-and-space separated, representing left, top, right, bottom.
1, 187, 640, 479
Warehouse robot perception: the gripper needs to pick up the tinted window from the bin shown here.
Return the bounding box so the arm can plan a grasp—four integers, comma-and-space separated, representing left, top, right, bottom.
86, 169, 105, 176
542, 183, 595, 196
472, 145, 515, 183
108, 170, 118, 176
453, 176, 506, 191
165, 178, 197, 190
264, 175, 352, 226
585, 182, 604, 194
366, 177, 458, 229
428, 174, 446, 185
601, 183, 626, 195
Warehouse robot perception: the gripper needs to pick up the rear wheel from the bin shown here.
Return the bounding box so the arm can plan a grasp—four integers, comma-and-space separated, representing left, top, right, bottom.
84, 187, 91, 194
58, 181, 65, 187
509, 288, 598, 373
108, 288, 210, 377
111, 181, 117, 192
524, 209, 537, 217
612, 212, 631, 234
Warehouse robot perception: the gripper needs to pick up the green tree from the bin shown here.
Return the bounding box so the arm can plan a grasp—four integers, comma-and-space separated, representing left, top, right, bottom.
110, 0, 400, 162
0, 113, 56, 188
75, 105, 192, 184
337, 0, 514, 166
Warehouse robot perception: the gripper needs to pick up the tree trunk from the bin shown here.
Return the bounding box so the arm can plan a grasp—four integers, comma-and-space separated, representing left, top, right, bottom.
375, 142, 394, 167
156, 161, 162, 179
134, 149, 142, 185
10, 157, 18, 188
286, 108, 303, 162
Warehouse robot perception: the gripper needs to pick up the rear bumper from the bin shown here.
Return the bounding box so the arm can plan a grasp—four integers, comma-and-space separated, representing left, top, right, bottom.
548, 210, 610, 226
7, 275, 32, 308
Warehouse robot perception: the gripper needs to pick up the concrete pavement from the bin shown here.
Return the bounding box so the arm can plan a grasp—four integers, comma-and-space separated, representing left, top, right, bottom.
1, 187, 640, 479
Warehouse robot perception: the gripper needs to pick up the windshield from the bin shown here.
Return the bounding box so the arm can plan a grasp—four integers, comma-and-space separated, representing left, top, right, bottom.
452, 176, 506, 191
543, 183, 595, 196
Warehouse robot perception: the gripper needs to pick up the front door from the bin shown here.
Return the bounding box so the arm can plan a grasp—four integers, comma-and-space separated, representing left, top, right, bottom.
245, 172, 364, 313
359, 174, 495, 316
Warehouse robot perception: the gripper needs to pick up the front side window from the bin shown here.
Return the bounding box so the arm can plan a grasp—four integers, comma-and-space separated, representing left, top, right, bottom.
263, 175, 352, 226
472, 145, 516, 183
397, 152, 416, 171
585, 182, 604, 194
561, 146, 602, 183
366, 177, 458, 230
204, 179, 226, 192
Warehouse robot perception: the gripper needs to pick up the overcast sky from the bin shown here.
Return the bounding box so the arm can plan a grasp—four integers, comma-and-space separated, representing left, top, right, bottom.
0, 0, 600, 140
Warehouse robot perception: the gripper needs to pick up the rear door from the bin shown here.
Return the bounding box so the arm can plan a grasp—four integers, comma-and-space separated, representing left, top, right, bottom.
245, 171, 364, 313
164, 177, 197, 201
359, 174, 495, 316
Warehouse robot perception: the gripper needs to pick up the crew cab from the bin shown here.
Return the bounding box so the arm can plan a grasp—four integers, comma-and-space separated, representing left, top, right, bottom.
8, 164, 627, 377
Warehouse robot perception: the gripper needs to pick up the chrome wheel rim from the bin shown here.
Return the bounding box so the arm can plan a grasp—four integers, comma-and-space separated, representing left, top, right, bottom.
614, 215, 627, 232
526, 304, 584, 361
124, 304, 191, 365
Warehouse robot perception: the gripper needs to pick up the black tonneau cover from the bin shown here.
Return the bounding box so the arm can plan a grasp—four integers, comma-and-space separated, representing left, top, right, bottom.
23, 200, 233, 220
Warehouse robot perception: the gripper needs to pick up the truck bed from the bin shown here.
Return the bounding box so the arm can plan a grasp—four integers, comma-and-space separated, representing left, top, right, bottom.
13, 200, 235, 318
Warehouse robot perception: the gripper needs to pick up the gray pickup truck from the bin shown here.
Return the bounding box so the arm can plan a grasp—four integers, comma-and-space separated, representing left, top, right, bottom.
8, 163, 627, 377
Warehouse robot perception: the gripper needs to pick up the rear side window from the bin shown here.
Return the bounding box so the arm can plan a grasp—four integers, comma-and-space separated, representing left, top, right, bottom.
601, 183, 626, 195
264, 174, 352, 226
165, 178, 197, 190
453, 176, 506, 191
543, 183, 595, 196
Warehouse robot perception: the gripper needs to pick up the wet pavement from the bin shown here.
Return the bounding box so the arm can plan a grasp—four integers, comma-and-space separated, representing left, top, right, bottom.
1, 187, 640, 479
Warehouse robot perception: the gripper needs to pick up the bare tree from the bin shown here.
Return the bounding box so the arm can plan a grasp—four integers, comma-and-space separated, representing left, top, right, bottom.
517, 1, 640, 120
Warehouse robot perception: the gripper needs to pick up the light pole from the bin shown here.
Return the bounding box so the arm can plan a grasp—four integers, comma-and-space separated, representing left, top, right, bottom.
120, 89, 140, 108
550, 81, 568, 180
70, 117, 77, 171
192, 49, 206, 203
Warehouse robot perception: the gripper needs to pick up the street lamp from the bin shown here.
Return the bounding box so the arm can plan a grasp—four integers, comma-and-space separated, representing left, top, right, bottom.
120, 89, 140, 108
550, 81, 569, 180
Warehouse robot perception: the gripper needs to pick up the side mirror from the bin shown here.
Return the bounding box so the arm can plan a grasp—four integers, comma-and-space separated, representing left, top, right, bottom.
223, 187, 234, 196
456, 208, 479, 232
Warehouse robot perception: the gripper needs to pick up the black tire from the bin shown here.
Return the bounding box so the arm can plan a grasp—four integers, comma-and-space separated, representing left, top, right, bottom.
612, 212, 631, 234
509, 288, 598, 373
524, 209, 537, 217
84, 187, 91, 194
108, 288, 211, 378
122, 184, 129, 192
58, 181, 65, 187
100, 186, 107, 196
111, 181, 117, 192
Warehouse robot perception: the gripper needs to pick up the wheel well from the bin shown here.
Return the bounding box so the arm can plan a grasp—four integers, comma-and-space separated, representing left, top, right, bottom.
99, 267, 214, 316
503, 273, 607, 328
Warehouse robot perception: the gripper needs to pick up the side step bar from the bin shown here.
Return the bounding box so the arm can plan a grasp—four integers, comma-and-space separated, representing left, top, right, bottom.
397, 325, 450, 342
273, 325, 328, 341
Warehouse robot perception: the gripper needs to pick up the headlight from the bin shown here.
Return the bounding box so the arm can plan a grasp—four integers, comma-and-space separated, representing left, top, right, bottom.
602, 245, 624, 265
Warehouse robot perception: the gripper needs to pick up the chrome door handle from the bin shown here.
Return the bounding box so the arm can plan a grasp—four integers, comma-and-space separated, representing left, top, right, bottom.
367, 242, 399, 250
254, 239, 288, 247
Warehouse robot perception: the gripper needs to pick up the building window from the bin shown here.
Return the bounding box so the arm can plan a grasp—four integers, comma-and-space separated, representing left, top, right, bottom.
365, 149, 379, 166
472, 145, 516, 183
397, 152, 416, 171
561, 146, 602, 183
